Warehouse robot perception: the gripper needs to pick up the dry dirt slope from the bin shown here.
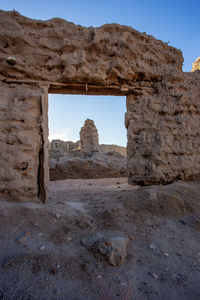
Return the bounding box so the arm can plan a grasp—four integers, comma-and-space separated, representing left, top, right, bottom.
0, 178, 200, 300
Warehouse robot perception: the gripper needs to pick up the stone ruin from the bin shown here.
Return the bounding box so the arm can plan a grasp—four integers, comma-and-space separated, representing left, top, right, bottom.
0, 10, 200, 202
49, 119, 127, 181
51, 139, 81, 154
80, 119, 99, 154
50, 119, 126, 157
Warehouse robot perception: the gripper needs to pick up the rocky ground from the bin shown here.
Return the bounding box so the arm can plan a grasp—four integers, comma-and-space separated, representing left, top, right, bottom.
50, 151, 127, 180
0, 178, 200, 300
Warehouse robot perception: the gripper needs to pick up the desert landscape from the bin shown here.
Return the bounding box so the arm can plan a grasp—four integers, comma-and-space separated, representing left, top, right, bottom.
0, 7, 200, 300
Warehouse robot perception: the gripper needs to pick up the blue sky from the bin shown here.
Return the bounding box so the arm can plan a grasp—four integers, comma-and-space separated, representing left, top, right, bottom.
1, 0, 199, 146
48, 95, 126, 145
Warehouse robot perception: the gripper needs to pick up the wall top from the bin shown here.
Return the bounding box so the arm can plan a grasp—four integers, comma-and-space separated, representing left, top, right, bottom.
0, 10, 183, 93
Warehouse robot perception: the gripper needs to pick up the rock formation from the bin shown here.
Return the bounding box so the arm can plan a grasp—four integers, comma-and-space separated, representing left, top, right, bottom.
80, 119, 99, 153
192, 57, 200, 71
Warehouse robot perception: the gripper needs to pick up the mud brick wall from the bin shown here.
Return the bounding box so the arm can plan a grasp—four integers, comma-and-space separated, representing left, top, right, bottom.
126, 74, 200, 185
0, 10, 200, 202
0, 84, 46, 202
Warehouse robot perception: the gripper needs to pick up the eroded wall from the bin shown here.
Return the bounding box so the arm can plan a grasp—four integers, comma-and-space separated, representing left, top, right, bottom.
126, 73, 200, 185
0, 10, 200, 202
0, 10, 183, 90
0, 83, 46, 202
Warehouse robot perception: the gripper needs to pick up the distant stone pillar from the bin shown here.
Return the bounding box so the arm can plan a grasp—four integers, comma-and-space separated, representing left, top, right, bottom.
80, 119, 99, 153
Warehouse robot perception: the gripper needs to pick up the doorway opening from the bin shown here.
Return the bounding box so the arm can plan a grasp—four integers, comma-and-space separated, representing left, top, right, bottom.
48, 94, 128, 184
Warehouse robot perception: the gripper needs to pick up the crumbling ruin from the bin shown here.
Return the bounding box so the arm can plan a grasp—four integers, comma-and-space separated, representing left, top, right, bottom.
49, 119, 127, 180
51, 139, 81, 154
80, 119, 99, 153
50, 138, 126, 157
0, 10, 200, 202
50, 118, 126, 157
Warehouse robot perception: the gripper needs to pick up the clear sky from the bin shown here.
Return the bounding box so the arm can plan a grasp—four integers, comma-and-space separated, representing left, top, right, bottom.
48, 95, 126, 145
1, 0, 199, 146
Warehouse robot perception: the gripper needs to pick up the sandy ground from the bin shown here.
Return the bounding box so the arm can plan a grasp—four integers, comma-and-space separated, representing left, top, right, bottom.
0, 178, 200, 299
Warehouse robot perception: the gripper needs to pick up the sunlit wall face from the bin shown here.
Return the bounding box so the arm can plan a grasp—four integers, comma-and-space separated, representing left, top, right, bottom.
48, 95, 126, 147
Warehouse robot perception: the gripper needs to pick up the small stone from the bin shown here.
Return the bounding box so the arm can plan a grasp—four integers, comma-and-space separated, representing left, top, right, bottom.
6, 56, 17, 66
83, 234, 130, 266
149, 244, 156, 250
152, 273, 158, 279
50, 268, 57, 275
164, 252, 169, 257
17, 232, 30, 244
80, 262, 88, 271
55, 213, 60, 219
40, 246, 45, 250
180, 219, 186, 225
136, 259, 143, 266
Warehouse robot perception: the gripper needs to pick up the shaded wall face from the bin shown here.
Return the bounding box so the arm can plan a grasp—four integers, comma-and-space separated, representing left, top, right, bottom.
0, 84, 45, 202
126, 78, 200, 185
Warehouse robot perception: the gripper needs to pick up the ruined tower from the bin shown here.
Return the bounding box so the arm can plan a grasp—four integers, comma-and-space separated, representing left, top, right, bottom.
80, 119, 99, 154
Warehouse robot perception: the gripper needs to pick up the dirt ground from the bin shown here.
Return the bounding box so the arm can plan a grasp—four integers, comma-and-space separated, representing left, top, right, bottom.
0, 178, 200, 300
